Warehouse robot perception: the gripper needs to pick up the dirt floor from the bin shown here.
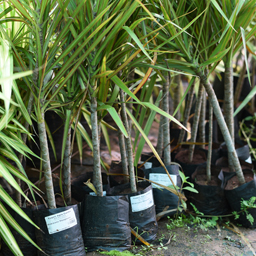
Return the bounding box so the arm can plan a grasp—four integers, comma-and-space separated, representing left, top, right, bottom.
86, 217, 256, 256
84, 117, 256, 256
19, 115, 256, 256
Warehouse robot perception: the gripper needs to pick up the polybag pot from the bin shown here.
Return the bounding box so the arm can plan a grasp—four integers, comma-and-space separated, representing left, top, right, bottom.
190, 165, 230, 215
2, 207, 37, 256
174, 149, 207, 182
81, 195, 131, 252
109, 181, 158, 243
220, 170, 256, 228
144, 165, 181, 216
216, 157, 253, 172
219, 142, 252, 164
33, 204, 86, 256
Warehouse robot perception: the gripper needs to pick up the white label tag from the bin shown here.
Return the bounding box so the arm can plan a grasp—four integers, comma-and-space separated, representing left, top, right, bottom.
144, 162, 152, 169
130, 189, 154, 212
245, 156, 252, 164
45, 208, 77, 235
89, 191, 106, 196
149, 173, 177, 189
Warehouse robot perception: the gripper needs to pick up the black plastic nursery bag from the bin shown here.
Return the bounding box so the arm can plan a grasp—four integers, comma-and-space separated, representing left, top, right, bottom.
144, 165, 182, 216
190, 165, 230, 215
110, 181, 158, 243
33, 204, 86, 256
221, 170, 256, 228
81, 195, 131, 252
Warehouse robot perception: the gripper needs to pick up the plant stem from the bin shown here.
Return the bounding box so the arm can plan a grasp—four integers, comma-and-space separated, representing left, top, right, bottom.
63, 124, 72, 205
118, 129, 129, 183
38, 110, 56, 208
199, 89, 206, 149
188, 82, 204, 162
224, 50, 235, 171
173, 74, 181, 129
178, 81, 195, 145
163, 73, 171, 166
196, 69, 245, 185
234, 60, 246, 106
127, 70, 134, 136
120, 90, 137, 193
156, 99, 164, 156
91, 96, 103, 196
206, 104, 213, 182
224, 51, 234, 143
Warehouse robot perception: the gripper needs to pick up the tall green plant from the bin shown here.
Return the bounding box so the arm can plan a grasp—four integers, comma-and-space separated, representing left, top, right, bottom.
151, 0, 256, 185
0, 44, 42, 256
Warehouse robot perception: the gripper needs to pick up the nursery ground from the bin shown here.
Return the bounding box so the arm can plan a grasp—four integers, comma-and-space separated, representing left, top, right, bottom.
86, 218, 256, 256
23, 115, 256, 256
84, 117, 256, 256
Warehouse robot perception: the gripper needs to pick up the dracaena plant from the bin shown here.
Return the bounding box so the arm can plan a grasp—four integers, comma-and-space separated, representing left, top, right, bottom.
148, 0, 256, 185
61, 0, 147, 196
0, 33, 42, 255
6, 0, 119, 208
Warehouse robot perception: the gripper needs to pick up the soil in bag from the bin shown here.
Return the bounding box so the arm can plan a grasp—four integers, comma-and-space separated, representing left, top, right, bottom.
190, 164, 230, 215
2, 206, 37, 256
221, 169, 256, 228
174, 149, 207, 182
81, 195, 131, 252
109, 181, 158, 243
144, 165, 182, 217
33, 204, 86, 256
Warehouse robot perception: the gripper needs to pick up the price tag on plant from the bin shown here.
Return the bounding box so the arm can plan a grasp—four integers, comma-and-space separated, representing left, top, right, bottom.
45, 208, 77, 234
149, 173, 177, 189
144, 162, 152, 169
130, 189, 154, 212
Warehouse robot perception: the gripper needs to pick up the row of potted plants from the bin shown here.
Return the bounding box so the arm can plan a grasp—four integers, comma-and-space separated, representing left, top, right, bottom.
0, 0, 256, 255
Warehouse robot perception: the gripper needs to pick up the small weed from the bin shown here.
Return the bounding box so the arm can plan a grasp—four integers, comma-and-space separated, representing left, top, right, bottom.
100, 250, 136, 256
166, 214, 190, 230
132, 244, 154, 256
158, 233, 165, 242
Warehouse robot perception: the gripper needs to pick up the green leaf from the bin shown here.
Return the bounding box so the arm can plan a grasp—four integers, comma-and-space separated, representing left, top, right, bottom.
97, 104, 128, 138
0, 212, 23, 256
123, 26, 152, 62
210, 0, 236, 32
110, 75, 141, 104
173, 77, 195, 117
61, 109, 71, 165
234, 85, 256, 116
126, 108, 165, 168
100, 123, 111, 156
12, 81, 32, 125
134, 91, 161, 166
142, 102, 188, 132
240, 27, 251, 85
0, 202, 42, 252
179, 171, 186, 183
0, 186, 37, 228
201, 46, 231, 67
182, 187, 198, 193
